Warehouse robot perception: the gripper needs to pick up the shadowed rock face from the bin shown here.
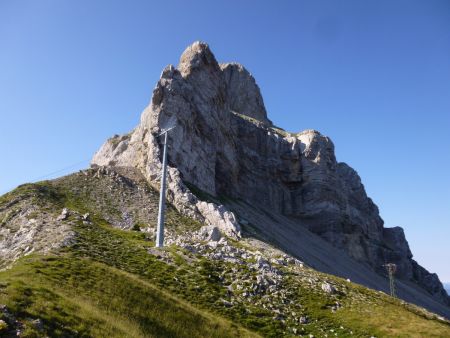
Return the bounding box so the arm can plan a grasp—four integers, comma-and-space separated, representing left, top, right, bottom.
92, 41, 450, 308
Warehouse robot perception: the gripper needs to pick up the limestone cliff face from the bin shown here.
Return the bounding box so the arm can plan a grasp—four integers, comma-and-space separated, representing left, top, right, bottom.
92, 41, 449, 306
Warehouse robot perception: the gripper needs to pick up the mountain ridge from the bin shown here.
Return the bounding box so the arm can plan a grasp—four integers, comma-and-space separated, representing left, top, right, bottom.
91, 41, 449, 316
1, 41, 449, 336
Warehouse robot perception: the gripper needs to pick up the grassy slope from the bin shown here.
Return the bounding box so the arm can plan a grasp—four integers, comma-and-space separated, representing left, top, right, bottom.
0, 173, 449, 337
0, 256, 254, 338
0, 176, 256, 338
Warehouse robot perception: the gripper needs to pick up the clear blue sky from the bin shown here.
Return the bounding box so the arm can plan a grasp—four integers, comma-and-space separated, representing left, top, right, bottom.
1, 0, 449, 281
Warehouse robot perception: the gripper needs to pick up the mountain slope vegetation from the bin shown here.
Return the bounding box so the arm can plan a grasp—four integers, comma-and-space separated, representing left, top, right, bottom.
0, 167, 449, 337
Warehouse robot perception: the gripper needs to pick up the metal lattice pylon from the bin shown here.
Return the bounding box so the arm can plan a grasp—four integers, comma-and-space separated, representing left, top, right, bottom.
383, 263, 397, 297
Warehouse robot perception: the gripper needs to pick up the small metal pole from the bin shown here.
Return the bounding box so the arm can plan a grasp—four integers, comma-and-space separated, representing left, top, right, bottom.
156, 131, 168, 248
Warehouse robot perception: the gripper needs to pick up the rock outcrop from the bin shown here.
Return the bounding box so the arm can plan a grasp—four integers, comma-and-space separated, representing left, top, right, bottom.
0, 187, 75, 267
92, 41, 449, 308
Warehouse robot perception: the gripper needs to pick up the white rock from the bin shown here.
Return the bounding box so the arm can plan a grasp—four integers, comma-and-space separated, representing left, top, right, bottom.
56, 208, 69, 221
197, 225, 222, 242
321, 282, 336, 294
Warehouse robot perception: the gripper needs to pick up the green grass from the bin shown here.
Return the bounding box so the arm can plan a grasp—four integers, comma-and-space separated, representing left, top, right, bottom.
269, 127, 295, 138
229, 111, 295, 138
0, 177, 275, 336
279, 269, 450, 338
0, 256, 256, 338
66, 217, 286, 336
230, 111, 263, 126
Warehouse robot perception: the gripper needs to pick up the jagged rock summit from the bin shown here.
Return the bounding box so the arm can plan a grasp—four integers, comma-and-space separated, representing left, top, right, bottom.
92, 41, 450, 316
177, 41, 271, 125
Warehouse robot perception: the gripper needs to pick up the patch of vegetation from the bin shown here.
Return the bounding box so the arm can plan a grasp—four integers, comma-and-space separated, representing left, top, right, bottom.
278, 268, 450, 338
270, 127, 295, 138
0, 181, 61, 208
165, 207, 203, 233
230, 110, 295, 138
0, 256, 255, 338
132, 223, 142, 231
231, 111, 263, 126
108, 133, 131, 148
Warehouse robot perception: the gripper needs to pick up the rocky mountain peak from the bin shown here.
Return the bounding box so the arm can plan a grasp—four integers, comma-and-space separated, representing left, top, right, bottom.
178, 41, 220, 77
92, 42, 450, 314
2, 41, 450, 335
171, 41, 271, 125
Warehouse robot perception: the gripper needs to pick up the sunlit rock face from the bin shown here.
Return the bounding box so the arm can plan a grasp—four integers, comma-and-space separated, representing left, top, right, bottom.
92, 41, 449, 307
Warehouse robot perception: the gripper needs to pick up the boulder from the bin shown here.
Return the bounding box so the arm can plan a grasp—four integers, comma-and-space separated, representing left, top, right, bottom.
56, 208, 69, 221
197, 225, 222, 242
321, 282, 336, 294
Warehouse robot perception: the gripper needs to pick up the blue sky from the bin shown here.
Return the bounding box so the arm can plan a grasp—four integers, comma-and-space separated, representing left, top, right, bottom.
1, 0, 449, 281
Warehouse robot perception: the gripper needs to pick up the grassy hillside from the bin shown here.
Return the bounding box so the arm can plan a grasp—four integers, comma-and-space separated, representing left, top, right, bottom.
0, 167, 449, 337
0, 256, 255, 337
